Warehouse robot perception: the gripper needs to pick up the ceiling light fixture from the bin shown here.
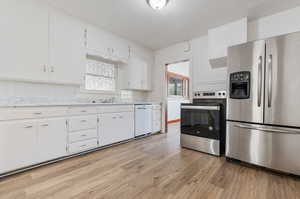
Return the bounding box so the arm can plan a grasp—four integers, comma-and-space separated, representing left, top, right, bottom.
146, 0, 170, 10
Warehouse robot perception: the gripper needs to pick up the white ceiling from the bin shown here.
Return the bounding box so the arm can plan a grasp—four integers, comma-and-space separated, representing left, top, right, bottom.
46, 0, 300, 50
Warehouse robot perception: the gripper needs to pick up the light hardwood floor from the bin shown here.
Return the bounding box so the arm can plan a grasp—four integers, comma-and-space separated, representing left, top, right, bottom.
1, 123, 300, 199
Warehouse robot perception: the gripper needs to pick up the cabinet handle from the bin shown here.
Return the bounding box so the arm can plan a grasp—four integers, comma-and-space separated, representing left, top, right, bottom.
81, 134, 87, 137
112, 116, 117, 119
81, 110, 87, 113
41, 124, 49, 127
43, 65, 47, 72
24, 125, 33, 129
34, 112, 42, 115
80, 120, 87, 123
119, 116, 123, 119
50, 66, 54, 73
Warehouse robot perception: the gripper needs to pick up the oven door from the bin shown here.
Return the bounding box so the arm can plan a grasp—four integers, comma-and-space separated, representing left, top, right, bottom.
181, 105, 221, 140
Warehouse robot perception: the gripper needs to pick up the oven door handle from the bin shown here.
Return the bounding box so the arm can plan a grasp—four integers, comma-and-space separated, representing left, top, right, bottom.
181, 106, 220, 111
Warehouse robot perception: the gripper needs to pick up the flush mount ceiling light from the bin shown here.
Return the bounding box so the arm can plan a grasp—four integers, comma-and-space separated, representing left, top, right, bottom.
146, 0, 170, 10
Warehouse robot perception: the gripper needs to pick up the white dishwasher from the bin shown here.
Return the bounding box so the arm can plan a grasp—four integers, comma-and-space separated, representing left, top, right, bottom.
135, 105, 152, 137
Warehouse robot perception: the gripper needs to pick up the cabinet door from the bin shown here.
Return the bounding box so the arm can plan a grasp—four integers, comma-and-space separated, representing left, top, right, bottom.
99, 113, 119, 146
38, 118, 67, 163
0, 120, 38, 174
49, 8, 86, 85
86, 25, 111, 58
0, 0, 48, 82
99, 112, 134, 146
128, 57, 143, 89
117, 112, 134, 142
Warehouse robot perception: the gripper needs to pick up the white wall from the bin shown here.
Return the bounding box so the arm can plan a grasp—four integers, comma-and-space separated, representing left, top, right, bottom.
248, 6, 300, 41
167, 61, 190, 77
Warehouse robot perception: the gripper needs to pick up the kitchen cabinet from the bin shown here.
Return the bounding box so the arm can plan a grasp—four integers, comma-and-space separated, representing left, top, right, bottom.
0, 120, 38, 174
0, 0, 49, 82
120, 57, 151, 91
152, 105, 162, 133
208, 17, 247, 67
48, 8, 86, 85
37, 118, 67, 163
86, 25, 129, 63
99, 112, 134, 146
0, 1, 86, 85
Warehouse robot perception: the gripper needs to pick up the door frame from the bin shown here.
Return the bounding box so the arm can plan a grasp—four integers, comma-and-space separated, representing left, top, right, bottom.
164, 59, 191, 133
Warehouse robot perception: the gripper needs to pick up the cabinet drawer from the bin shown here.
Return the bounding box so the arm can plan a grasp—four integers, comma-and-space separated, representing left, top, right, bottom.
68, 139, 98, 154
69, 129, 98, 143
98, 105, 134, 113
68, 115, 97, 132
0, 107, 68, 121
68, 107, 98, 116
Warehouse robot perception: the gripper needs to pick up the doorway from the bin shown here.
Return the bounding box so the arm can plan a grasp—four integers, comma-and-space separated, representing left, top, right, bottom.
165, 60, 191, 133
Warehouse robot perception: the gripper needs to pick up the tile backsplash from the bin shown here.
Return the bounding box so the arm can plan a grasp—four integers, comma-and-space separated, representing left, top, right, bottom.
0, 80, 147, 104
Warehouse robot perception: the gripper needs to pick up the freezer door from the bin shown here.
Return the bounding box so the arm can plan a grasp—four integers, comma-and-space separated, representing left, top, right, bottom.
265, 32, 300, 127
227, 40, 265, 123
227, 121, 300, 175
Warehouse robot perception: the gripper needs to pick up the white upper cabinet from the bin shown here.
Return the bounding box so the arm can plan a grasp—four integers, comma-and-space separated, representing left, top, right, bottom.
49, 8, 86, 85
119, 56, 151, 91
208, 17, 248, 67
86, 25, 129, 63
0, 0, 49, 82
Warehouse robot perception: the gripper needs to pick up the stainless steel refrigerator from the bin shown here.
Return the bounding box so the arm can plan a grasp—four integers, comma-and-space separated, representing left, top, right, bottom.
226, 31, 300, 175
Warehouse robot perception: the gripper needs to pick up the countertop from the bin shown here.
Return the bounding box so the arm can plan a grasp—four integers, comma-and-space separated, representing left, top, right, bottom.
0, 101, 162, 108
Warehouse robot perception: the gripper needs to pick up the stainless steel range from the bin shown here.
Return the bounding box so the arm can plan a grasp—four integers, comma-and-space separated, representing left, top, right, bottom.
227, 31, 300, 175
180, 91, 227, 156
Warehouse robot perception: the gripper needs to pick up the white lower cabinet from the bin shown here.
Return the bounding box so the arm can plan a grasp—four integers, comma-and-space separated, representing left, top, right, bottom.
68, 139, 98, 154
152, 105, 162, 133
99, 112, 134, 146
37, 118, 67, 163
0, 120, 38, 174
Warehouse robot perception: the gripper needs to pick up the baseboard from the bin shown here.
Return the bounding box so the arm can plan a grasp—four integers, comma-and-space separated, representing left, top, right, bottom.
168, 119, 181, 124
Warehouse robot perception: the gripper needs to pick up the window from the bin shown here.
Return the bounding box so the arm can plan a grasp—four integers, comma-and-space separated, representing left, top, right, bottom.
85, 58, 116, 92
167, 72, 189, 98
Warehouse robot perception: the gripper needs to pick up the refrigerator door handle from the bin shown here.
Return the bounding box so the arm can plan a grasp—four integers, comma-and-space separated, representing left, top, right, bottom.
234, 124, 300, 135
268, 54, 273, 108
258, 56, 263, 107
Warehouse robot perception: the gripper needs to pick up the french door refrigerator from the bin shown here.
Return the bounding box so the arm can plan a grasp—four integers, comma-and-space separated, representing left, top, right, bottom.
226, 31, 300, 175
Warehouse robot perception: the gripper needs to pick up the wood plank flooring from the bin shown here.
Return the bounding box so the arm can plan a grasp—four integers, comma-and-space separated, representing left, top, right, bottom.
1, 123, 300, 199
